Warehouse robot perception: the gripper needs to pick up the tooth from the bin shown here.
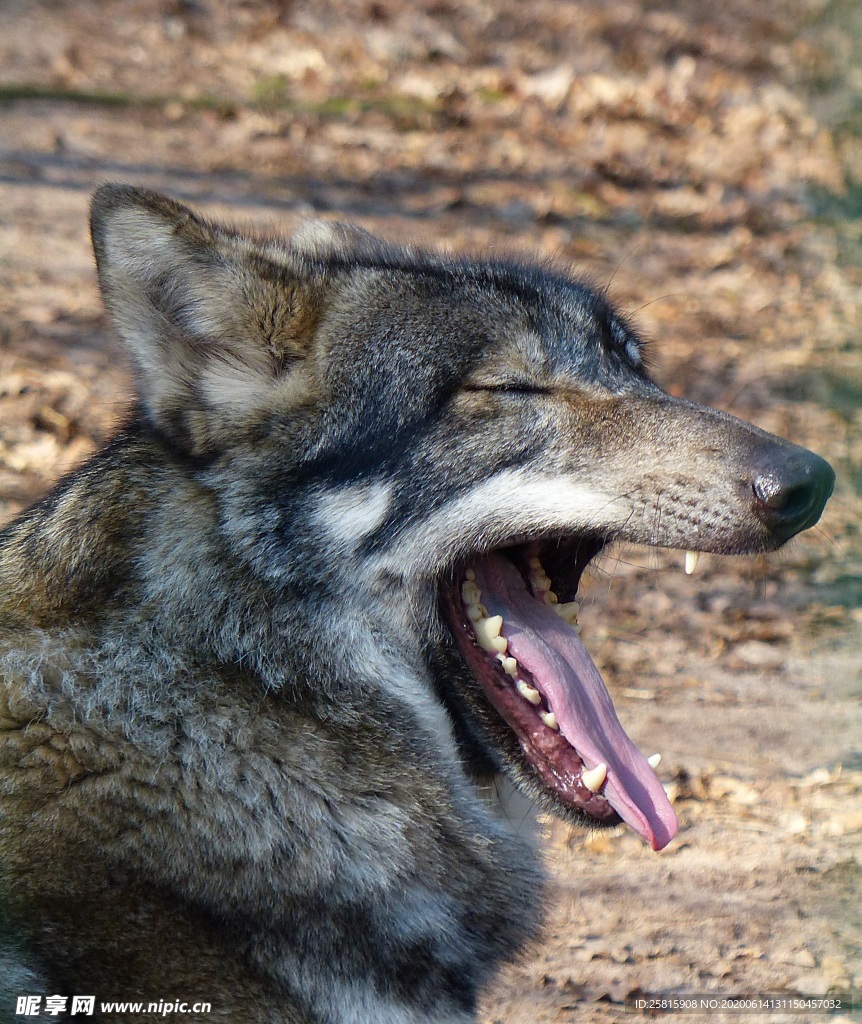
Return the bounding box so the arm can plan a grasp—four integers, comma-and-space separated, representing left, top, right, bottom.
484, 615, 502, 638
500, 656, 519, 677
685, 550, 700, 575
516, 680, 542, 705
465, 568, 476, 581
581, 762, 607, 792
528, 556, 543, 569
556, 601, 580, 623
544, 590, 558, 605
475, 615, 507, 653
647, 753, 662, 769
467, 604, 483, 622
540, 710, 559, 730
462, 581, 482, 605
529, 566, 552, 591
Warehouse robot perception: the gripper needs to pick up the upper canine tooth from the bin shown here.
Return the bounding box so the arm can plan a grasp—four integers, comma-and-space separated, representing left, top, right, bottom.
540, 710, 559, 730
684, 550, 700, 575
647, 753, 662, 769
581, 762, 607, 793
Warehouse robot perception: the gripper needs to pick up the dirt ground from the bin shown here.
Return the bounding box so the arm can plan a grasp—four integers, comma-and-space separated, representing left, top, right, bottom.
0, 1, 860, 1021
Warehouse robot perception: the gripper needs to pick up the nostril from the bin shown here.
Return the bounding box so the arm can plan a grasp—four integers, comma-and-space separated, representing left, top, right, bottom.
750, 449, 834, 541
752, 474, 816, 515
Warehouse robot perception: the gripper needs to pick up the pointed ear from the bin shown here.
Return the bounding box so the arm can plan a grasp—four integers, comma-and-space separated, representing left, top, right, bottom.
90, 184, 322, 451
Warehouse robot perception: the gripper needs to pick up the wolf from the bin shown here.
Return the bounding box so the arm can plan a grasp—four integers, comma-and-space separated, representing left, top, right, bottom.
0, 185, 833, 1022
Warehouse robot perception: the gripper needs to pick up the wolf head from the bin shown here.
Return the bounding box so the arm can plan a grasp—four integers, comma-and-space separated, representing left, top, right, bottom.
90, 184, 834, 850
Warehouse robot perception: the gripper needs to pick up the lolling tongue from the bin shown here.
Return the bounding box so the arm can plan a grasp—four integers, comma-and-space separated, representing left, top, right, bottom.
473, 553, 678, 851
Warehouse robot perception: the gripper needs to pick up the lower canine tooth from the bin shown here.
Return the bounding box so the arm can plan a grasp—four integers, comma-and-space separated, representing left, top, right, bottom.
516, 680, 542, 705
647, 753, 662, 769
540, 710, 559, 730
581, 762, 607, 792
684, 550, 700, 575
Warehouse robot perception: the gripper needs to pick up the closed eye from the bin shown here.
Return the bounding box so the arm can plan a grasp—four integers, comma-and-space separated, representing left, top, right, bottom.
464, 381, 551, 395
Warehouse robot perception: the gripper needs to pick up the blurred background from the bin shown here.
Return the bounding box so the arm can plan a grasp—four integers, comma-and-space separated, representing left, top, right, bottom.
0, 1, 859, 1019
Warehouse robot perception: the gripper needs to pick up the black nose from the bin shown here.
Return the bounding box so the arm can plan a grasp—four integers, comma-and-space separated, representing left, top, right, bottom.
750, 446, 835, 542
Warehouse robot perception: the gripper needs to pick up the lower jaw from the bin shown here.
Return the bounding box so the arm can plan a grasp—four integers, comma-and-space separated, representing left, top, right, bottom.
440, 573, 622, 828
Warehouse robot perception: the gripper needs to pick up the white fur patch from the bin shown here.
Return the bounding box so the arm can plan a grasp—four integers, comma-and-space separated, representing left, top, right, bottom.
378, 470, 628, 577
315, 481, 393, 553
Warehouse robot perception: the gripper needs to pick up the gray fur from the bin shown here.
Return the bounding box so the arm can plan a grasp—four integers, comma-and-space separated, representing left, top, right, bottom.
0, 186, 832, 1021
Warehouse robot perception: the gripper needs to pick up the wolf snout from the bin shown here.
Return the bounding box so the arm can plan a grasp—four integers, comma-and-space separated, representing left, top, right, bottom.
749, 445, 835, 542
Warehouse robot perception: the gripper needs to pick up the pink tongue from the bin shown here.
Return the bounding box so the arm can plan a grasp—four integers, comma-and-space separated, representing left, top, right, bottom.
474, 553, 678, 851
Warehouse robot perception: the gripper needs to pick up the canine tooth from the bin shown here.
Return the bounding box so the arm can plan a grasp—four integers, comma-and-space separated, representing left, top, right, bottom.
462, 581, 482, 605
684, 550, 700, 575
516, 680, 542, 705
581, 762, 607, 792
540, 710, 559, 730
556, 601, 580, 623
647, 753, 662, 769
501, 656, 519, 677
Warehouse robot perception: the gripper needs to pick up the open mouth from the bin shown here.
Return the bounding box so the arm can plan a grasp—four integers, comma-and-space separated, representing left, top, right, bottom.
441, 538, 679, 851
